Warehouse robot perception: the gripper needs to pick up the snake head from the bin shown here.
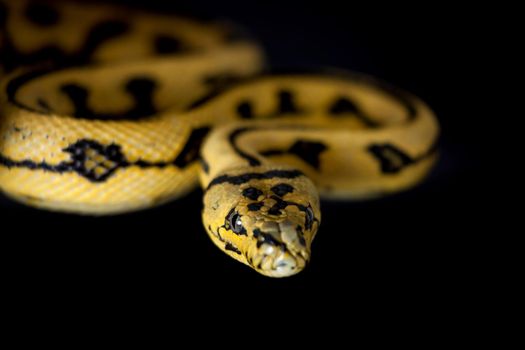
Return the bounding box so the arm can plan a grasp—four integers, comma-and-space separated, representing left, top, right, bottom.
202, 167, 321, 277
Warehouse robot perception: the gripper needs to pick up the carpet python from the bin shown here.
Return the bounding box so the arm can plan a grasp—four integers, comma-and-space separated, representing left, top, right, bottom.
0, 0, 439, 277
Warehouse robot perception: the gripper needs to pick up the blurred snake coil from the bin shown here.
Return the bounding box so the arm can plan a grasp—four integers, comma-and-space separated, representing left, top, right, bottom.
0, 0, 439, 277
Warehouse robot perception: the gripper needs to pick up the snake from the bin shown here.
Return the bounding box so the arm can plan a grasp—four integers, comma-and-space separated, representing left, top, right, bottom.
0, 0, 439, 277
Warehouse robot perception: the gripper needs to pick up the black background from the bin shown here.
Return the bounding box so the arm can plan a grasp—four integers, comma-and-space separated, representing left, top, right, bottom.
2, 0, 485, 311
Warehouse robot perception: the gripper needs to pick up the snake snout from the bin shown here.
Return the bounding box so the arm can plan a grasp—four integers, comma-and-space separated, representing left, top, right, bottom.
252, 220, 310, 278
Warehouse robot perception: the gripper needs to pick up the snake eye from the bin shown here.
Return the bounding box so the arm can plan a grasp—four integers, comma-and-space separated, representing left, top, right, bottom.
230, 213, 244, 234
226, 209, 246, 235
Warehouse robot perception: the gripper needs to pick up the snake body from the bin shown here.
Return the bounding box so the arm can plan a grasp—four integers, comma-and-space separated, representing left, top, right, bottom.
0, 0, 439, 277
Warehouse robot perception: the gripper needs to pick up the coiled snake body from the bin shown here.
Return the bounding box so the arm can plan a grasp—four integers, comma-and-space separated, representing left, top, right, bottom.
0, 0, 439, 277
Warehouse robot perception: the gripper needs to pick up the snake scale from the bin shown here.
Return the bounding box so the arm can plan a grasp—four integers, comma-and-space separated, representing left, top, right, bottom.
0, 0, 439, 277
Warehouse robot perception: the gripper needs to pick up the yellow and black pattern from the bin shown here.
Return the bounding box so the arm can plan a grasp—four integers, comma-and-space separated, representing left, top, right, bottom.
0, 0, 439, 277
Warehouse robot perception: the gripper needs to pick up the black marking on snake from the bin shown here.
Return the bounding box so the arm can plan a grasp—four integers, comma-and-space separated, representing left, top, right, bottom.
329, 97, 379, 127
225, 242, 242, 255
267, 195, 315, 230
330, 96, 359, 115
237, 101, 254, 119
37, 98, 51, 112
228, 127, 327, 168
247, 202, 264, 211
62, 140, 129, 182
1, 18, 129, 71
60, 84, 96, 119
199, 157, 210, 174
296, 225, 306, 247
2, 15, 129, 71
267, 201, 287, 216
215, 226, 225, 242
268, 195, 305, 216
0, 132, 211, 182
124, 77, 158, 117
289, 140, 326, 170
209, 225, 222, 241
235, 89, 303, 120
305, 207, 315, 231
221, 208, 231, 230
207, 170, 304, 190
236, 100, 254, 119
253, 229, 282, 249
271, 183, 294, 197
79, 20, 130, 58
368, 143, 434, 174
275, 89, 302, 115
228, 127, 261, 166
1, 45, 65, 73
25, 2, 60, 27
174, 127, 211, 168
7, 70, 80, 114
3, 17, 130, 97
368, 144, 413, 173
242, 187, 263, 201
188, 69, 418, 123
0, 139, 127, 182
0, 153, 68, 173
154, 35, 185, 54
261, 140, 328, 170
59, 76, 157, 120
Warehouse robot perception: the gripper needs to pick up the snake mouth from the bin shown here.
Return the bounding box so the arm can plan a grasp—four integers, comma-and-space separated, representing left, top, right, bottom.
256, 248, 308, 278
250, 220, 310, 277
